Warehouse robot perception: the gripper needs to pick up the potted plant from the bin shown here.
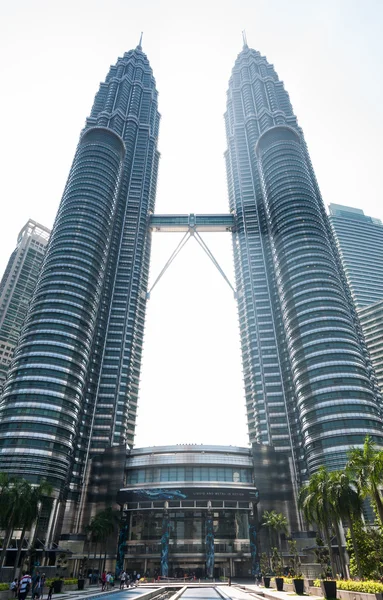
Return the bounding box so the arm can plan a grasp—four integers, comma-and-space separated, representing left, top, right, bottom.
315, 536, 336, 599
52, 578, 64, 593
271, 547, 284, 591
77, 573, 85, 590
288, 540, 304, 595
260, 552, 271, 588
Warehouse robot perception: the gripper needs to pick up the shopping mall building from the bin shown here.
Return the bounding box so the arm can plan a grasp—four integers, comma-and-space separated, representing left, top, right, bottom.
74, 443, 299, 579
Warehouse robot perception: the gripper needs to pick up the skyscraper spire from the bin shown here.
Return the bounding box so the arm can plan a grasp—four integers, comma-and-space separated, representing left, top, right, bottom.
242, 30, 248, 49
138, 31, 143, 49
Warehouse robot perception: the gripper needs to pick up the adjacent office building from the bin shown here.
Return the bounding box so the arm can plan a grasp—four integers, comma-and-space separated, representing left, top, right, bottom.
0, 220, 50, 391
329, 204, 383, 309
329, 204, 383, 399
359, 301, 383, 397
1, 40, 383, 558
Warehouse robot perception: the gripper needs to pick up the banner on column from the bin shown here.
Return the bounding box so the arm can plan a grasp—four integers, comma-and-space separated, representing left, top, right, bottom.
161, 514, 169, 577
205, 514, 214, 578
249, 522, 260, 576
116, 520, 129, 577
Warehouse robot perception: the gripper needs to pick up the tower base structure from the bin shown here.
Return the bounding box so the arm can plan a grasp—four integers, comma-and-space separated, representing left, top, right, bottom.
52, 443, 299, 579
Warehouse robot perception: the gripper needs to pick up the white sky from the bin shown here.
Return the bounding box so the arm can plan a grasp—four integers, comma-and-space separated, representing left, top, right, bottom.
1, 0, 383, 448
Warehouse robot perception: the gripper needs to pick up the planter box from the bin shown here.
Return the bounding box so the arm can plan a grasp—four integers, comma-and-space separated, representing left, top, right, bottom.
308, 585, 383, 600
275, 577, 284, 591
63, 584, 78, 592
293, 579, 305, 595
337, 590, 383, 600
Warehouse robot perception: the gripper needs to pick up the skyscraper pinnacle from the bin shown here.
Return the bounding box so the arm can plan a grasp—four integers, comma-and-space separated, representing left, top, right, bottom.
242, 30, 248, 49
137, 31, 143, 49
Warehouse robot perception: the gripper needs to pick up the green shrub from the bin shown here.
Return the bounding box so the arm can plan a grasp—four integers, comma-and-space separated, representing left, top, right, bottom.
45, 578, 78, 587
314, 579, 383, 594
338, 580, 383, 594
0, 583, 10, 591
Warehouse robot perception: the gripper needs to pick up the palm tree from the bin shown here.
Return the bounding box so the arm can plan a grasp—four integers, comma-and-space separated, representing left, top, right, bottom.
262, 510, 288, 552
274, 513, 289, 552
329, 470, 363, 579
0, 476, 52, 575
298, 467, 336, 577
23, 482, 53, 575
87, 516, 103, 574
262, 510, 277, 552
347, 436, 383, 524
0, 477, 27, 570
0, 473, 12, 568
88, 507, 120, 573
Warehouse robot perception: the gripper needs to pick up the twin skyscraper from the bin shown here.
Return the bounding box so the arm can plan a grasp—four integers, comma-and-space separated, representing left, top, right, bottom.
0, 40, 382, 536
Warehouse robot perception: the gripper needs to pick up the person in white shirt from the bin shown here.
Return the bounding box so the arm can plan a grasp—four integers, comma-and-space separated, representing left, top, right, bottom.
106, 572, 111, 590
18, 573, 32, 600
120, 571, 126, 589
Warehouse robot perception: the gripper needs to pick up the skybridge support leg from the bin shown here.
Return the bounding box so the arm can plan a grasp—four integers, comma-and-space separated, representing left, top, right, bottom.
147, 230, 236, 299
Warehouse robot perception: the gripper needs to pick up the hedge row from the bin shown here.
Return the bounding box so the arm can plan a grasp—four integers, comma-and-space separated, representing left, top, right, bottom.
314, 579, 383, 594
45, 578, 78, 586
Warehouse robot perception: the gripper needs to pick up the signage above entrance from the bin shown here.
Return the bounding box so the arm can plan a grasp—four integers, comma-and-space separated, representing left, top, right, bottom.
117, 486, 259, 504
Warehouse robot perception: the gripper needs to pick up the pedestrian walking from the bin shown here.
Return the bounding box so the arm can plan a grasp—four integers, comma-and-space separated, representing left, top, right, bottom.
46, 581, 54, 600
10, 579, 18, 598
101, 572, 107, 591
18, 572, 32, 600
32, 572, 41, 599
120, 571, 126, 589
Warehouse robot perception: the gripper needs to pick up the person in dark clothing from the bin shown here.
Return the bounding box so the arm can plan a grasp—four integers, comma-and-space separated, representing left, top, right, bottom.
47, 582, 54, 600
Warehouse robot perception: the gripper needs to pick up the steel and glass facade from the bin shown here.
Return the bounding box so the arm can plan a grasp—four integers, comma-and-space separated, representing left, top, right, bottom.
117, 445, 260, 579
0, 45, 160, 523
225, 44, 383, 479
0, 220, 50, 391
329, 204, 383, 309
1, 39, 383, 548
329, 204, 383, 403
359, 300, 383, 397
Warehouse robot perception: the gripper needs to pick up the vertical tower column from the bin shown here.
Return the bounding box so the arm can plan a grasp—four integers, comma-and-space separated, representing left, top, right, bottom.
0, 127, 125, 490
255, 125, 383, 472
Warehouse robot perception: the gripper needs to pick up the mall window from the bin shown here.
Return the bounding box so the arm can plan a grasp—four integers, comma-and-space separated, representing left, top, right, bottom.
126, 466, 252, 484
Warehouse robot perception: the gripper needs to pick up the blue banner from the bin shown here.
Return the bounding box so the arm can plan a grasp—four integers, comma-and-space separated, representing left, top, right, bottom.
205, 514, 214, 578
161, 513, 169, 577
249, 522, 260, 576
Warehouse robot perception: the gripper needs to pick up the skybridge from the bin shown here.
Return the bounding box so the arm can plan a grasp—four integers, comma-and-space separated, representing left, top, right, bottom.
147, 213, 236, 298
149, 213, 235, 232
